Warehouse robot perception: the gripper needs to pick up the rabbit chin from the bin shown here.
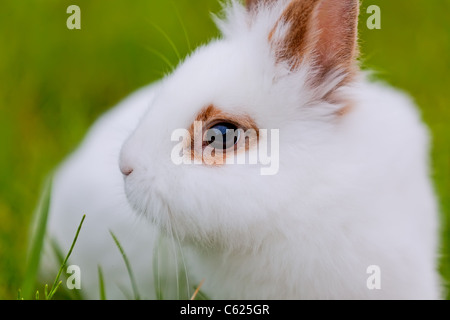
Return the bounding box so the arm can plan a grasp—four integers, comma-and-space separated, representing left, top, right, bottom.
122, 174, 277, 249
122, 176, 172, 233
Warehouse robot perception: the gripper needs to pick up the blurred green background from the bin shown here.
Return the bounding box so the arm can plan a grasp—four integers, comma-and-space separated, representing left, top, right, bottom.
0, 0, 449, 299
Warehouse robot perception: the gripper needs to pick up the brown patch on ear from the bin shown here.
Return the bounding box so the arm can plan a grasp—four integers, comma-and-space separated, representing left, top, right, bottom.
188, 105, 259, 166
269, 0, 318, 65
313, 0, 360, 83
270, 0, 360, 86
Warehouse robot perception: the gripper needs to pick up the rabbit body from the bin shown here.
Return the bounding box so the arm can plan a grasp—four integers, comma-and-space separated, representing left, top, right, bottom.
44, 0, 441, 299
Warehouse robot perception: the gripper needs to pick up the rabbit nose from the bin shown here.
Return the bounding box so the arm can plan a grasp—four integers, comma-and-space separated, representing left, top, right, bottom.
120, 165, 134, 177
119, 157, 134, 177
120, 138, 141, 177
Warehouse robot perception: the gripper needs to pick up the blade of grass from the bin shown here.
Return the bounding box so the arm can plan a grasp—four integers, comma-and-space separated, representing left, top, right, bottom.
48, 238, 83, 300
152, 233, 164, 300
172, 223, 192, 300
170, 0, 191, 52
145, 46, 175, 71
149, 21, 181, 61
117, 284, 133, 300
191, 280, 210, 301
98, 266, 106, 300
21, 175, 53, 300
152, 231, 194, 300
190, 279, 205, 301
50, 237, 65, 264
110, 231, 141, 300
46, 214, 86, 300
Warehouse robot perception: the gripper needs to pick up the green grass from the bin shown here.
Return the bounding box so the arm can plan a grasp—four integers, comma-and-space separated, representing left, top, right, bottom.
110, 231, 141, 300
19, 209, 86, 300
0, 0, 449, 299
20, 175, 52, 299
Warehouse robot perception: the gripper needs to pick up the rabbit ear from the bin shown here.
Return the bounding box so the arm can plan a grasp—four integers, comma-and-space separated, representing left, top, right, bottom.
269, 0, 360, 86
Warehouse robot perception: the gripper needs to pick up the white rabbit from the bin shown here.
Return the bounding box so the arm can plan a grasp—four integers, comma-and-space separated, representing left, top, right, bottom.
43, 0, 442, 299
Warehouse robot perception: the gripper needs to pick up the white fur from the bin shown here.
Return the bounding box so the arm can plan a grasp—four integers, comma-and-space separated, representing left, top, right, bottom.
44, 1, 441, 299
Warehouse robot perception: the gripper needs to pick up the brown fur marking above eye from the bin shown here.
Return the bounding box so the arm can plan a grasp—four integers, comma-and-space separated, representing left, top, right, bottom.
193, 105, 258, 132
194, 105, 224, 124
188, 105, 259, 166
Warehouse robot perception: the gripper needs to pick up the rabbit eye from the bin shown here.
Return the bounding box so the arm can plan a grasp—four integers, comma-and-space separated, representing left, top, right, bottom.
205, 122, 240, 151
190, 105, 259, 165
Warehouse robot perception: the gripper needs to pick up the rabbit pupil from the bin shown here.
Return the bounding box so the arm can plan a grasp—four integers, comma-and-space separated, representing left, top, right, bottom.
207, 123, 239, 150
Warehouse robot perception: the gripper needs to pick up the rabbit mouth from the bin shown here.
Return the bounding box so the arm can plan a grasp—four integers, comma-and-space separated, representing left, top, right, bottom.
123, 175, 174, 227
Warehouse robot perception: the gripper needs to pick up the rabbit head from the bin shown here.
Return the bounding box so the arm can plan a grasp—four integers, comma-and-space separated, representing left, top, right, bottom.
119, 0, 361, 249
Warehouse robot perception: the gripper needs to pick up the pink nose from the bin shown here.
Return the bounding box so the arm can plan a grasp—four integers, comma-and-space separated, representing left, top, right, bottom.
120, 165, 134, 177
119, 143, 136, 177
